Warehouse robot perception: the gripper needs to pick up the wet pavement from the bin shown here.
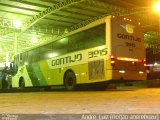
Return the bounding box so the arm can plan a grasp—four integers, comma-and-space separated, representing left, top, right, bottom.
0, 88, 159, 114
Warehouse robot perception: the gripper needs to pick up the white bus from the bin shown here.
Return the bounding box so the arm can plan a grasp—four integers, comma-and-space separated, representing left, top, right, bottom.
12, 15, 147, 90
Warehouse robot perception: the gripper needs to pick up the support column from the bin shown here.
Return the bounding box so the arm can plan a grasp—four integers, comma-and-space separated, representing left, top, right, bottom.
14, 32, 18, 55
5, 52, 9, 67
158, 14, 160, 53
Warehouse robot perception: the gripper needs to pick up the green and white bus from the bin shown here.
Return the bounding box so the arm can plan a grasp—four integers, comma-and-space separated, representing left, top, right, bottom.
12, 15, 147, 90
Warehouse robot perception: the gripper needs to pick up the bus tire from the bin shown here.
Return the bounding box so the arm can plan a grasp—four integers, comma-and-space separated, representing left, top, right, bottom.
19, 77, 25, 88
64, 71, 76, 91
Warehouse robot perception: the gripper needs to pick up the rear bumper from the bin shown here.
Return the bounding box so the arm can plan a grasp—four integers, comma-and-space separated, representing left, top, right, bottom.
111, 69, 147, 81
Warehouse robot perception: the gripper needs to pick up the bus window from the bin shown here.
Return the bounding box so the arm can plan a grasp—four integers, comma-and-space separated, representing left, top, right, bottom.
39, 44, 52, 60
68, 31, 85, 52
28, 48, 39, 63
85, 24, 105, 48
52, 37, 68, 56
21, 52, 28, 65
68, 24, 105, 52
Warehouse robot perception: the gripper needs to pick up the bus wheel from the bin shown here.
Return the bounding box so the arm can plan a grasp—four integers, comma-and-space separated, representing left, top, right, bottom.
19, 77, 25, 88
64, 71, 76, 91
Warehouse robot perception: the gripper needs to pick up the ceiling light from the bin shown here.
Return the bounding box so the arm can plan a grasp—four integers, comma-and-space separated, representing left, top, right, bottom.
154, 0, 160, 12
155, 2, 160, 11
31, 37, 37, 44
48, 53, 58, 58
13, 20, 22, 29
154, 62, 158, 66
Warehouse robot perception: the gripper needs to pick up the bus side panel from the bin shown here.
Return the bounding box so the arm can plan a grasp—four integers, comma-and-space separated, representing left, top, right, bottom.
26, 63, 40, 86
78, 63, 88, 84
12, 66, 33, 88
105, 59, 113, 81
12, 75, 19, 88
39, 61, 82, 85
104, 16, 113, 81
39, 60, 63, 85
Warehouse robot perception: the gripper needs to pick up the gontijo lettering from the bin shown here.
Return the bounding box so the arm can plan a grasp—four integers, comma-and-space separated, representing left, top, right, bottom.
117, 34, 141, 42
52, 53, 82, 66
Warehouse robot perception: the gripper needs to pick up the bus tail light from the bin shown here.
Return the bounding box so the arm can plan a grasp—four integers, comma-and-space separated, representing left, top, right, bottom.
143, 59, 146, 67
110, 55, 115, 66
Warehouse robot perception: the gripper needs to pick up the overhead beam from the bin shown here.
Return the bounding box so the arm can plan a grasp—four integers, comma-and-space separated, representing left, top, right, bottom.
144, 31, 160, 41
68, 0, 129, 31
68, 0, 158, 32
21, 0, 86, 34
0, 17, 14, 28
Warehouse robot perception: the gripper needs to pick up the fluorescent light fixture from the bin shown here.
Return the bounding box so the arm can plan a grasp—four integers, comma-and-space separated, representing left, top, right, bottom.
154, 1, 160, 12
154, 62, 158, 66
24, 62, 28, 65
31, 37, 37, 44
13, 20, 22, 29
48, 53, 58, 58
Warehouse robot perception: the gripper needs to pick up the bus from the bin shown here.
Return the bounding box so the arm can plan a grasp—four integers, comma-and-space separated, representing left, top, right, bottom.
11, 15, 147, 90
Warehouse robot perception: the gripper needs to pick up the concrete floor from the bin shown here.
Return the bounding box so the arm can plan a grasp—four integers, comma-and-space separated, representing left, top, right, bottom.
0, 88, 160, 114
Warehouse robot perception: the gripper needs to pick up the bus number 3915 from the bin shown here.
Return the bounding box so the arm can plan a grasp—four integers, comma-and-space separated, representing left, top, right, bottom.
88, 48, 108, 58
